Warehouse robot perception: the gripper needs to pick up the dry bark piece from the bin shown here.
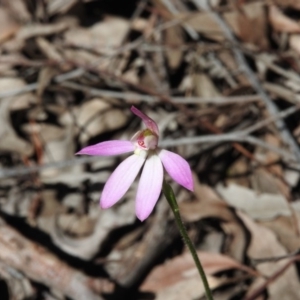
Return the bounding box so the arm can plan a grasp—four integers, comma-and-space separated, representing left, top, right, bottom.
0, 218, 113, 300
0, 261, 34, 300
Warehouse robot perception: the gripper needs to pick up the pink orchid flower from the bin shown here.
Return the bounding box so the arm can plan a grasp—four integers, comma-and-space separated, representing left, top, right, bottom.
77, 106, 193, 221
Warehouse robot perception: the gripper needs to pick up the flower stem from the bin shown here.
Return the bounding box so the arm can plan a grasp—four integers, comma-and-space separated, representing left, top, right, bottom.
162, 181, 214, 300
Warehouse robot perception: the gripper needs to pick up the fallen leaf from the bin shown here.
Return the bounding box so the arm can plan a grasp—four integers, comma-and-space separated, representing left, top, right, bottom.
141, 251, 256, 293
289, 34, 300, 55
259, 215, 300, 253
193, 73, 221, 98
179, 176, 247, 262
46, 0, 79, 15
184, 2, 268, 48
164, 25, 184, 70
238, 211, 300, 300
217, 183, 291, 220
0, 78, 36, 155
269, 5, 300, 33
141, 250, 256, 300
71, 99, 128, 144
273, 0, 300, 10
0, 8, 20, 44
64, 17, 129, 56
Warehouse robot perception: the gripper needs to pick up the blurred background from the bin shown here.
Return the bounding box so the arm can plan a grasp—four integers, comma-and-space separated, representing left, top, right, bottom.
0, 0, 300, 299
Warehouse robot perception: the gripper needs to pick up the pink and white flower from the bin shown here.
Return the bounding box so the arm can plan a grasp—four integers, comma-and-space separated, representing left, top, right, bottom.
77, 106, 193, 221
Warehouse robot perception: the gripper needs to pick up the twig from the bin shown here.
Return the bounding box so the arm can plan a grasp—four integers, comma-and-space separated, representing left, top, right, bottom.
0, 83, 38, 98
257, 54, 300, 85
0, 131, 295, 180
59, 80, 261, 104
244, 254, 300, 300
161, 0, 199, 39
1, 103, 298, 179
0, 79, 261, 104
192, 0, 300, 163
251, 250, 300, 265
240, 104, 300, 135
161, 135, 294, 160
0, 93, 299, 179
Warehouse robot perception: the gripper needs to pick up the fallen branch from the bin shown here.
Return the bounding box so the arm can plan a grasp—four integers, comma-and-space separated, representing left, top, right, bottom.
0, 218, 114, 300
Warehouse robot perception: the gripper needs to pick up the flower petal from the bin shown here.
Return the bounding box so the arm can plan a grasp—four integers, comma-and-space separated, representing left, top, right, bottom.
100, 154, 145, 209
159, 149, 193, 191
76, 140, 134, 156
131, 106, 159, 136
135, 154, 163, 221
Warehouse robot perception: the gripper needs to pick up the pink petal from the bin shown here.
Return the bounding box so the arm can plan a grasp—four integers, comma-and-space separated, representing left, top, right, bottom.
159, 149, 193, 191
131, 106, 159, 136
101, 154, 145, 209
76, 140, 134, 156
135, 154, 163, 221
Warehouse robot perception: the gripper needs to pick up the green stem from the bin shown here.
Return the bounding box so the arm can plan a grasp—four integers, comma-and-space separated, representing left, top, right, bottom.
162, 181, 214, 300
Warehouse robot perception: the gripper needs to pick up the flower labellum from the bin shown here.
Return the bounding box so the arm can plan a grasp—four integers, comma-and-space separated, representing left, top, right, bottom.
77, 106, 193, 221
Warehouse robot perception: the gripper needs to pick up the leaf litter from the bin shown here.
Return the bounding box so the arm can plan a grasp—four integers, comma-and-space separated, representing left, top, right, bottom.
1, 0, 300, 299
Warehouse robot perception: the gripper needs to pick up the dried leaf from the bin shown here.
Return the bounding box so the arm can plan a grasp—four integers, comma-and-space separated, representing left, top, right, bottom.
239, 212, 300, 300
17, 17, 77, 40
141, 251, 255, 298
164, 25, 184, 70
64, 17, 129, 56
73, 99, 128, 144
46, 0, 80, 15
259, 215, 300, 253
269, 5, 300, 33
273, 0, 300, 9
185, 2, 268, 48
193, 73, 220, 97
0, 8, 20, 44
289, 34, 300, 55
217, 183, 291, 220
180, 176, 247, 262
0, 78, 36, 155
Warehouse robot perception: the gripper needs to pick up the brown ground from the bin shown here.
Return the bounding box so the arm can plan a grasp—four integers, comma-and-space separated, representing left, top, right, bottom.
1, 0, 300, 299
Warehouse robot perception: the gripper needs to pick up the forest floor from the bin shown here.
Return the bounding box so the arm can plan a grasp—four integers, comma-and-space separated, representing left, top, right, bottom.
1, 0, 300, 299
